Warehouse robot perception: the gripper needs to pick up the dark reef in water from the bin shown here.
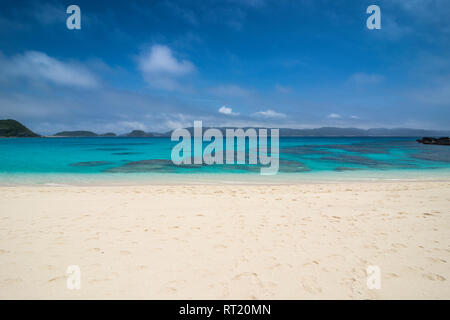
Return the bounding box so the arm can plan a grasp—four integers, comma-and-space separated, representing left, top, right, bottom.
70, 161, 112, 167
278, 160, 310, 172
93, 147, 130, 151
112, 152, 144, 155
319, 154, 417, 169
280, 146, 331, 155
104, 158, 310, 173
0, 119, 40, 137
334, 167, 361, 172
320, 154, 388, 167
319, 143, 390, 154
105, 159, 183, 173
412, 150, 450, 162
105, 160, 213, 173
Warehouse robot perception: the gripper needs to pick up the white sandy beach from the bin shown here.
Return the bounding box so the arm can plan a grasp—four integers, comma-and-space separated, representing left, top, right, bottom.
0, 181, 449, 299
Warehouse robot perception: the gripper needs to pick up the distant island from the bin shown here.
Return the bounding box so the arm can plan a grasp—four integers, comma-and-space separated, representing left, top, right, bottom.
48, 127, 450, 138
54, 131, 98, 137
53, 130, 160, 137
54, 131, 117, 137
1, 119, 450, 138
179, 127, 450, 138
0, 119, 40, 137
124, 130, 157, 137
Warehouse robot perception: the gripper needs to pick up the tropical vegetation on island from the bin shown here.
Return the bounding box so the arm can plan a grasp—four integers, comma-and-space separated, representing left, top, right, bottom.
1, 119, 449, 144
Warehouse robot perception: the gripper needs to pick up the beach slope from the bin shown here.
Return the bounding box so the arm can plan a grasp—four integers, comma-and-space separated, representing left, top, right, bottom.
0, 181, 449, 299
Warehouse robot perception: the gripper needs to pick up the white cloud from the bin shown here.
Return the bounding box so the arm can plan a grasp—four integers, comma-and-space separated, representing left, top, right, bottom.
0, 51, 99, 88
138, 45, 195, 90
218, 105, 239, 116
380, 15, 413, 40
139, 45, 194, 75
350, 115, 360, 119
349, 73, 384, 85
275, 84, 292, 94
253, 109, 286, 118
117, 121, 148, 132
32, 2, 66, 25
327, 113, 341, 119
389, 0, 449, 23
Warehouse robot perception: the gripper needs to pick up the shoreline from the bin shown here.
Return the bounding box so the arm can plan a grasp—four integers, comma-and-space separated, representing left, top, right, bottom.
2, 178, 450, 188
2, 167, 450, 186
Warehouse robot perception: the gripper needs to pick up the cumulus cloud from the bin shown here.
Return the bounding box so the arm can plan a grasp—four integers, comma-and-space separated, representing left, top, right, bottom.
327, 113, 341, 119
0, 51, 99, 88
253, 109, 286, 118
218, 105, 239, 116
138, 44, 195, 90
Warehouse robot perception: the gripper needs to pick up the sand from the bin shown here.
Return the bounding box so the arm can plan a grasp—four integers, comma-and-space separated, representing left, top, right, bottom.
0, 181, 449, 299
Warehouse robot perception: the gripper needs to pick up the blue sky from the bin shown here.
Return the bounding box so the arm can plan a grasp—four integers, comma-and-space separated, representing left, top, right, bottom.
0, 0, 449, 134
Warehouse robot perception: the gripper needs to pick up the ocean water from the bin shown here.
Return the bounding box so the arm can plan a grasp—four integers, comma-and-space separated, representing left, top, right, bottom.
0, 137, 450, 185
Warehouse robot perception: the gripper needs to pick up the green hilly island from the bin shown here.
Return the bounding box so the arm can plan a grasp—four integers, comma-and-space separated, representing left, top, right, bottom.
0, 119, 40, 137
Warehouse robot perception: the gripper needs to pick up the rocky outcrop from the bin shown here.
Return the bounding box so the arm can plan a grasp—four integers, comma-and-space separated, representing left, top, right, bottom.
0, 119, 40, 137
417, 137, 450, 146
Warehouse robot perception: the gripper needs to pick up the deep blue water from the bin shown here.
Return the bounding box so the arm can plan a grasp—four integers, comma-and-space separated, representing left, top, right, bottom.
0, 137, 449, 184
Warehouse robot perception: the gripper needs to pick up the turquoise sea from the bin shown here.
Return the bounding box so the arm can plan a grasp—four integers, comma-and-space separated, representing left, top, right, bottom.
1, 137, 450, 185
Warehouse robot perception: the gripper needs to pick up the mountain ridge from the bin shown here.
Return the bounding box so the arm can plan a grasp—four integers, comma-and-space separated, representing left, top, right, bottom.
1, 119, 449, 138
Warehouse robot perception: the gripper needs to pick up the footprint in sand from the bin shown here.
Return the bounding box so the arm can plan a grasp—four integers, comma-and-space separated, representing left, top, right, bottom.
300, 275, 322, 294
391, 243, 407, 249
159, 286, 177, 294
159, 280, 186, 294
2, 278, 23, 285
48, 275, 66, 283
232, 272, 259, 281
270, 263, 293, 270
135, 265, 149, 270
422, 273, 446, 281
428, 257, 447, 263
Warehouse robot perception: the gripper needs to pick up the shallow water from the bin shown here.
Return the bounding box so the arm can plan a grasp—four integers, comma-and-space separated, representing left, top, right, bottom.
0, 136, 449, 184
